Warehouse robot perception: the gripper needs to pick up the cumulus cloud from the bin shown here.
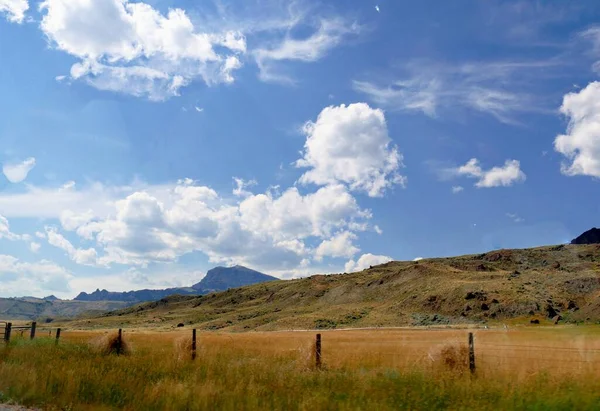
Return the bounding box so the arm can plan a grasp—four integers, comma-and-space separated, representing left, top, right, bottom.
0, 0, 28, 23
45, 226, 98, 266
345, 253, 393, 272
47, 179, 372, 271
296, 103, 406, 197
254, 17, 360, 84
315, 231, 359, 261
3, 157, 36, 183
452, 186, 464, 194
452, 158, 526, 188
0, 254, 72, 298
39, 0, 245, 100
554, 82, 600, 178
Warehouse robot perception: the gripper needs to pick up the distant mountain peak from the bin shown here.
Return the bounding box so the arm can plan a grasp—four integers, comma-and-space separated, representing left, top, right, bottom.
192, 266, 278, 292
72, 265, 277, 304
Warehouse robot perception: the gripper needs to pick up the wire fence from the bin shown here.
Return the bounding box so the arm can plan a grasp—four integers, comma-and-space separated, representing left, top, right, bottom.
4, 325, 600, 373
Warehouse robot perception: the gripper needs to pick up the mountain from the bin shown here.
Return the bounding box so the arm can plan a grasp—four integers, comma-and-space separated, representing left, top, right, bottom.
571, 228, 600, 244
73, 265, 277, 304
69, 244, 600, 331
0, 297, 128, 321
74, 287, 198, 303
192, 265, 279, 292
44, 295, 59, 301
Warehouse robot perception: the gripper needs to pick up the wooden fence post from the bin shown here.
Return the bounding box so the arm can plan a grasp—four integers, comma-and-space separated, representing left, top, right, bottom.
192, 329, 197, 360
30, 321, 37, 340
315, 333, 322, 370
468, 332, 476, 374
5, 323, 11, 343
117, 329, 123, 355
55, 328, 61, 345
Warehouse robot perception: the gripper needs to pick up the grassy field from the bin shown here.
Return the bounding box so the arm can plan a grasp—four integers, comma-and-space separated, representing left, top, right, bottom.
1, 326, 600, 410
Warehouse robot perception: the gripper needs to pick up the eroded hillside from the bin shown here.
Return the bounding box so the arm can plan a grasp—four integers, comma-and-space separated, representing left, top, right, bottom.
67, 244, 600, 330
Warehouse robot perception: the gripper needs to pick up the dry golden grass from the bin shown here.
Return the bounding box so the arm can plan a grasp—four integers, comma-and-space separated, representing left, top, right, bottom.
1, 326, 600, 410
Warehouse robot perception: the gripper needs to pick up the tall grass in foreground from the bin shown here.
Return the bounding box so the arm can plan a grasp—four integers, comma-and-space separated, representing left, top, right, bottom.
0, 332, 599, 410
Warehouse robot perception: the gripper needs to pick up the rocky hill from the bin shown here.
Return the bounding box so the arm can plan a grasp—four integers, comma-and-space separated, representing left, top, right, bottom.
571, 228, 600, 244
67, 244, 600, 331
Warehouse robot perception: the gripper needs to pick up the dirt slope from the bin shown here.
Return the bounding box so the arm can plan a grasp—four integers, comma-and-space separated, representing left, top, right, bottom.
66, 244, 600, 331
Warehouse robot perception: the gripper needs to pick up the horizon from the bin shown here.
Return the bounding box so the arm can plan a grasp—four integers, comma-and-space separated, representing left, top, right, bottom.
5, 238, 588, 300
2, 0, 600, 299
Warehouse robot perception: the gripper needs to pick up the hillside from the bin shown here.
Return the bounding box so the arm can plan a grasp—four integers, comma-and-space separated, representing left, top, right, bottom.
0, 297, 128, 321
67, 244, 600, 331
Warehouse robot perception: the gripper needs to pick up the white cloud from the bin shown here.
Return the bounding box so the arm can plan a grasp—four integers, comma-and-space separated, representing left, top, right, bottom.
452, 186, 464, 194
0, 0, 28, 23
60, 209, 94, 231
0, 254, 72, 298
296, 103, 406, 197
354, 60, 557, 124
315, 231, 359, 261
0, 214, 30, 242
30, 242, 41, 253
233, 177, 258, 198
554, 82, 600, 178
345, 253, 393, 273
195, 106, 204, 113
453, 158, 526, 188
38, 179, 372, 271
0, 214, 20, 241
39, 0, 246, 100
3, 157, 36, 183
45, 226, 98, 266
0, 180, 167, 219
254, 17, 359, 84
506, 213, 524, 223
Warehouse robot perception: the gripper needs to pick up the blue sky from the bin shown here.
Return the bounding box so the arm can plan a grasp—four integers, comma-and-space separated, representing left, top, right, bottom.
1, 0, 600, 298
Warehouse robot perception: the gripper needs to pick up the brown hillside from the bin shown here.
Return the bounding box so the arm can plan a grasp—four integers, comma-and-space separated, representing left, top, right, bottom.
66, 244, 600, 330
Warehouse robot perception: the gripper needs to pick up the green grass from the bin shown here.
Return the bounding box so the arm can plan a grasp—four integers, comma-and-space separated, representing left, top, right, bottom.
1, 335, 600, 410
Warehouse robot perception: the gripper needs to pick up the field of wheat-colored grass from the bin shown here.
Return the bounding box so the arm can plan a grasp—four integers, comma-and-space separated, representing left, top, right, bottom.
1, 326, 600, 410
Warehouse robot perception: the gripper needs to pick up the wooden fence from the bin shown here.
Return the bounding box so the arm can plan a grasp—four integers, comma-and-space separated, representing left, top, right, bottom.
2, 322, 62, 345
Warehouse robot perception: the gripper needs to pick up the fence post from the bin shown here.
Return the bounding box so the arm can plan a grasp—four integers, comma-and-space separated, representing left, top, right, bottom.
117, 329, 123, 355
468, 332, 476, 374
55, 328, 61, 345
192, 329, 197, 360
315, 333, 322, 370
5, 323, 11, 343
30, 321, 37, 340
